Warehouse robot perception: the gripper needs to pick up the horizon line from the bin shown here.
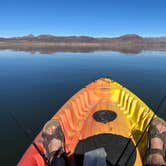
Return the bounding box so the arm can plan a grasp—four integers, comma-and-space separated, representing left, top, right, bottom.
1, 33, 166, 38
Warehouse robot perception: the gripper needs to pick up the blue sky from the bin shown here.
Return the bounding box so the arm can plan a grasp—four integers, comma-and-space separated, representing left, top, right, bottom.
0, 0, 166, 37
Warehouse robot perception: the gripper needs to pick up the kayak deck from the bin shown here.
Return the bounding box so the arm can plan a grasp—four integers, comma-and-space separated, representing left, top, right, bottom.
18, 78, 154, 166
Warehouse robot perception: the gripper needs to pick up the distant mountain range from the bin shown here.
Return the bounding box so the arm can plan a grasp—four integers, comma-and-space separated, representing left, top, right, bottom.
0, 34, 166, 54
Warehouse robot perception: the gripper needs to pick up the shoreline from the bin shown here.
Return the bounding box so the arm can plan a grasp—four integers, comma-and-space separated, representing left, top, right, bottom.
0, 34, 166, 54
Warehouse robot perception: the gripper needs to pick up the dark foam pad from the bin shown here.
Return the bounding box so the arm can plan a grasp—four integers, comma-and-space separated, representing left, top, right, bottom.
74, 133, 136, 166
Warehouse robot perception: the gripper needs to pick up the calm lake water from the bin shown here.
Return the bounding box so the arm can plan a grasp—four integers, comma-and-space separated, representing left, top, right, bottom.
0, 50, 166, 165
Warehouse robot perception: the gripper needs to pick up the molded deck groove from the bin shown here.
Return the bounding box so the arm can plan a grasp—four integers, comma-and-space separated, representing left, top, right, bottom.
79, 94, 89, 112
88, 90, 95, 105
83, 91, 89, 108
75, 98, 86, 118
139, 111, 153, 131
124, 97, 133, 114
118, 90, 125, 107
70, 101, 82, 119
58, 114, 74, 138
135, 107, 145, 124
121, 93, 129, 110
127, 100, 138, 118
64, 109, 80, 132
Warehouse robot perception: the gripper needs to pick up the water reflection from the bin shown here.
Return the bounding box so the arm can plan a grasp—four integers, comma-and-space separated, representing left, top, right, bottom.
0, 50, 166, 165
0, 45, 166, 54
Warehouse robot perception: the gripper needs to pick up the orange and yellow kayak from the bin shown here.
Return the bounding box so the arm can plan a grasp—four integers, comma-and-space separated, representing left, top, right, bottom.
18, 78, 155, 166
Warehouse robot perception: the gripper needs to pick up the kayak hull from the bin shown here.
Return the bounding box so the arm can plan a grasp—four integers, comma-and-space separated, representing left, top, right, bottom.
18, 78, 154, 166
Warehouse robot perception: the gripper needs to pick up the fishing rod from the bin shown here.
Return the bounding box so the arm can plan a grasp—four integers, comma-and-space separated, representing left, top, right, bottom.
10, 112, 50, 165
115, 94, 166, 166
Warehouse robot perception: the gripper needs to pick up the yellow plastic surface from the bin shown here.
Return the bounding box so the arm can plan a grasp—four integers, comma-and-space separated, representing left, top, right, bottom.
109, 79, 155, 158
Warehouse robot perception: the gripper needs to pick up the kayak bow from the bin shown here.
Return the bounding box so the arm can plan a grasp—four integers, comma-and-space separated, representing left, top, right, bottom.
18, 78, 155, 166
